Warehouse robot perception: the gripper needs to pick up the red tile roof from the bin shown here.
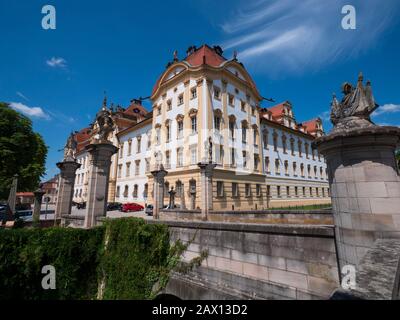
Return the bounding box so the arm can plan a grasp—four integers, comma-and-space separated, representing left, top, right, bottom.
152, 45, 227, 96
16, 192, 34, 197
300, 118, 321, 135
185, 45, 227, 67
267, 101, 291, 118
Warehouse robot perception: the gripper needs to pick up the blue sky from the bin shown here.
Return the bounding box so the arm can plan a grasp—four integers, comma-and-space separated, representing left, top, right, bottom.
1, 0, 400, 180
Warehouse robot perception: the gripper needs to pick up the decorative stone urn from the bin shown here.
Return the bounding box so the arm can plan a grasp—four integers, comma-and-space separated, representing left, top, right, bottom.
313, 73, 400, 272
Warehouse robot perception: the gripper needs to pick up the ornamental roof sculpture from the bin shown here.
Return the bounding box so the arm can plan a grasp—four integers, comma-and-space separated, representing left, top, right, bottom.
330, 72, 378, 133
91, 95, 115, 143
63, 132, 77, 161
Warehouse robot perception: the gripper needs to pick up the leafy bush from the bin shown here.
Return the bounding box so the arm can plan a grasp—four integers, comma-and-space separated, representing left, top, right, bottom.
0, 226, 104, 299
0, 218, 186, 300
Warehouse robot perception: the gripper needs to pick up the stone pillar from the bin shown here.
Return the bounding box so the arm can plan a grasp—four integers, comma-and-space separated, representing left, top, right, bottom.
314, 126, 400, 271
84, 143, 118, 228
55, 160, 81, 224
33, 188, 45, 225
198, 162, 217, 220
151, 167, 168, 219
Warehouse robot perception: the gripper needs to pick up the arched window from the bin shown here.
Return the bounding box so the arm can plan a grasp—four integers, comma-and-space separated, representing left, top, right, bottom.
123, 185, 129, 198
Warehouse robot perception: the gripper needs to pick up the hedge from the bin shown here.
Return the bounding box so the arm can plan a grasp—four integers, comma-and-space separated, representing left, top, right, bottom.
0, 218, 182, 300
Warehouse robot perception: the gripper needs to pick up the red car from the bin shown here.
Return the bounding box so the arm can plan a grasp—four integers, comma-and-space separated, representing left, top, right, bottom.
121, 203, 144, 212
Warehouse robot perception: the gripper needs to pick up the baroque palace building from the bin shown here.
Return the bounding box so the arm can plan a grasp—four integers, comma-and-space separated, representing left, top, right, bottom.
72, 44, 330, 209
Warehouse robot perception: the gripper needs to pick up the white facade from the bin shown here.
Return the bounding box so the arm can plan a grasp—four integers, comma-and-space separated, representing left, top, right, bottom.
73, 151, 89, 203
115, 122, 152, 205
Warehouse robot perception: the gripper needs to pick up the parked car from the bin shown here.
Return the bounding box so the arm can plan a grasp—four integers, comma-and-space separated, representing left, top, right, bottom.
107, 202, 122, 211
121, 203, 144, 212
77, 202, 86, 209
15, 203, 31, 211
145, 204, 153, 216
14, 210, 33, 222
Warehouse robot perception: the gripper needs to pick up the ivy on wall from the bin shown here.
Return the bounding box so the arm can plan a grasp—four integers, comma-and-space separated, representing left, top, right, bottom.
0, 218, 201, 300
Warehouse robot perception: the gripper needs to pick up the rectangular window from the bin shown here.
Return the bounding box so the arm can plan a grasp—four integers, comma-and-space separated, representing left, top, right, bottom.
217, 181, 224, 197
254, 155, 259, 171
245, 183, 251, 197
177, 121, 183, 138
135, 160, 140, 176
256, 184, 261, 197
145, 158, 150, 172
191, 116, 197, 134
232, 183, 239, 197
118, 164, 122, 178
228, 94, 234, 105
277, 186, 281, 198
177, 148, 183, 167
284, 160, 289, 175
166, 124, 171, 142
275, 159, 280, 174
229, 121, 235, 139
128, 140, 132, 156
265, 157, 270, 173
214, 116, 221, 132
191, 88, 197, 99
241, 101, 246, 111
165, 151, 171, 169
267, 185, 271, 197
242, 151, 247, 168
286, 186, 290, 198
126, 162, 131, 177
231, 148, 235, 166
295, 186, 298, 197
178, 94, 184, 105
190, 146, 197, 165
136, 137, 141, 153
242, 127, 247, 143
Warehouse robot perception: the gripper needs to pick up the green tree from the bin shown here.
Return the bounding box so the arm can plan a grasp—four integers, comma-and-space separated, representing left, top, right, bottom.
0, 102, 48, 199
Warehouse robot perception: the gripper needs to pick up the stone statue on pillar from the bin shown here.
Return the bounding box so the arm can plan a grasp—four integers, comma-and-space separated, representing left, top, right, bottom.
55, 133, 81, 225
330, 72, 378, 133
63, 132, 77, 161
198, 136, 217, 220
84, 98, 118, 228
313, 73, 400, 272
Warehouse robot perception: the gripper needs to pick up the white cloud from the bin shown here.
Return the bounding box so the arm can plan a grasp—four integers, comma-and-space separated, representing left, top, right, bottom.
46, 57, 67, 69
16, 91, 29, 101
9, 102, 51, 120
220, 0, 400, 74
372, 104, 400, 116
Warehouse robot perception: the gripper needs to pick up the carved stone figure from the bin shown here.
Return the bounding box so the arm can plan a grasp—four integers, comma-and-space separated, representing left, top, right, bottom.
330, 72, 378, 133
64, 132, 77, 160
91, 97, 114, 143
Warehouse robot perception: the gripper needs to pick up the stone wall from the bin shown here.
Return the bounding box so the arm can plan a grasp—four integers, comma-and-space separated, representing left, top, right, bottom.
159, 209, 333, 225
150, 220, 339, 299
